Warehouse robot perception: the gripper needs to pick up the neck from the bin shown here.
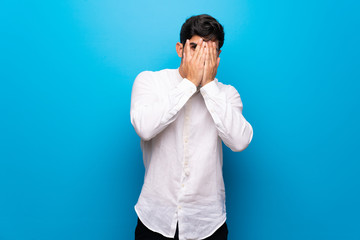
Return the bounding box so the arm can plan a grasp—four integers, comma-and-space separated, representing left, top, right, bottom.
178, 65, 185, 79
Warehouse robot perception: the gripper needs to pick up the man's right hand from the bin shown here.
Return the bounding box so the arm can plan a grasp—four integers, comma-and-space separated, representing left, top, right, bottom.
181, 38, 206, 87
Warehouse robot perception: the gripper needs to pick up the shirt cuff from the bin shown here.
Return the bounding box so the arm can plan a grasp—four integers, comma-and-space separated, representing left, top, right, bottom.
200, 80, 220, 97
179, 78, 197, 95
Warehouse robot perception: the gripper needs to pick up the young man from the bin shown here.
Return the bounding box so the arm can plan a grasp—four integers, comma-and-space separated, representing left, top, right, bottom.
131, 14, 253, 240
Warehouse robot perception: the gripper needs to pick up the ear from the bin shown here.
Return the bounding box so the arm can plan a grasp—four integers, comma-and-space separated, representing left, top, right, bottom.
176, 42, 183, 58
218, 49, 222, 57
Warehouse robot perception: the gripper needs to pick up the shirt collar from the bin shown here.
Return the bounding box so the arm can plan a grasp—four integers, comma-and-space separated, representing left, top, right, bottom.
176, 67, 183, 82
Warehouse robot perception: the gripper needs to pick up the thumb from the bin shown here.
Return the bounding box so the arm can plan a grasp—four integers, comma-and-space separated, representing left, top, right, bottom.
204, 47, 209, 67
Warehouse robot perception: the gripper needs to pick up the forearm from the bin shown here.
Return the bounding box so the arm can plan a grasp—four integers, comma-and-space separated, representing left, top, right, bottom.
131, 77, 196, 141
200, 81, 253, 152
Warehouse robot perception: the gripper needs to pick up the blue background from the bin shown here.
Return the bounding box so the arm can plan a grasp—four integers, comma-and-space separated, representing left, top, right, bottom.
1, 0, 359, 239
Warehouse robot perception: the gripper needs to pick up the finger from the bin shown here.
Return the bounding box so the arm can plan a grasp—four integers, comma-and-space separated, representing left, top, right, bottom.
212, 41, 217, 63
185, 39, 191, 61
203, 47, 208, 82
203, 41, 208, 64
207, 42, 213, 65
193, 38, 203, 60
203, 43, 209, 66
201, 41, 207, 63
207, 41, 214, 65
196, 40, 206, 63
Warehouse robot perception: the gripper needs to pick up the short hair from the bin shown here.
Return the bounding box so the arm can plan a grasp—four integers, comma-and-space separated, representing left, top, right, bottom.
180, 14, 225, 49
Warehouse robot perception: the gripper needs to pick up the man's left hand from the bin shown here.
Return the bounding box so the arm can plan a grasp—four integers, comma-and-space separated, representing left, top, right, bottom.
201, 41, 220, 87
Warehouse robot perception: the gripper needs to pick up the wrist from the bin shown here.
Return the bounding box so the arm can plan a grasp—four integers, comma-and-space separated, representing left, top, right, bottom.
187, 76, 201, 87
201, 78, 213, 87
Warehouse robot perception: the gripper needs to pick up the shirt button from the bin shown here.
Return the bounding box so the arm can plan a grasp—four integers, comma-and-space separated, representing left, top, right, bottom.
185, 170, 190, 176
184, 138, 188, 143
181, 184, 184, 188
184, 161, 188, 166
178, 206, 182, 210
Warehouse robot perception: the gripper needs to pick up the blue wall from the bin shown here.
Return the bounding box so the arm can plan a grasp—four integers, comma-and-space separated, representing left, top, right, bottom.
1, 0, 359, 239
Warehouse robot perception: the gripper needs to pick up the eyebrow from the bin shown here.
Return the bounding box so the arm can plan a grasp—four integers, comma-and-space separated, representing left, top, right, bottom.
189, 42, 220, 52
190, 42, 197, 48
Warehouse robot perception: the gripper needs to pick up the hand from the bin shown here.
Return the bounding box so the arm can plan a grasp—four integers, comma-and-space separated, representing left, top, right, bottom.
180, 38, 206, 87
202, 41, 220, 87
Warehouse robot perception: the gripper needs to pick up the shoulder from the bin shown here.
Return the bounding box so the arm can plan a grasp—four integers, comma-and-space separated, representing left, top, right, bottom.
215, 79, 240, 96
135, 69, 176, 81
133, 69, 178, 91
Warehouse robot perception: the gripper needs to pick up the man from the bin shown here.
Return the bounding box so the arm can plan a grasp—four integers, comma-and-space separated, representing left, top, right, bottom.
130, 14, 253, 240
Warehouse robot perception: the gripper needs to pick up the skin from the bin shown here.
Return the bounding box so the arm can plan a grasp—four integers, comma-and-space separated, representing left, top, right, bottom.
176, 35, 221, 87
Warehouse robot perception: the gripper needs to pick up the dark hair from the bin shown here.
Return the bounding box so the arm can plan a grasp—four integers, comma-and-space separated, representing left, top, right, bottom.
180, 14, 224, 49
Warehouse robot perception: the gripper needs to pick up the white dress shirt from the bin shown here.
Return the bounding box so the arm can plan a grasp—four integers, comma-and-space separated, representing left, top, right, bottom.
130, 68, 253, 240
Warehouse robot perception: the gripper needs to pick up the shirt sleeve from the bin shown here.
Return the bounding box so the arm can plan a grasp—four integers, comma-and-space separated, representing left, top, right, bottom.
200, 80, 254, 152
130, 71, 197, 141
